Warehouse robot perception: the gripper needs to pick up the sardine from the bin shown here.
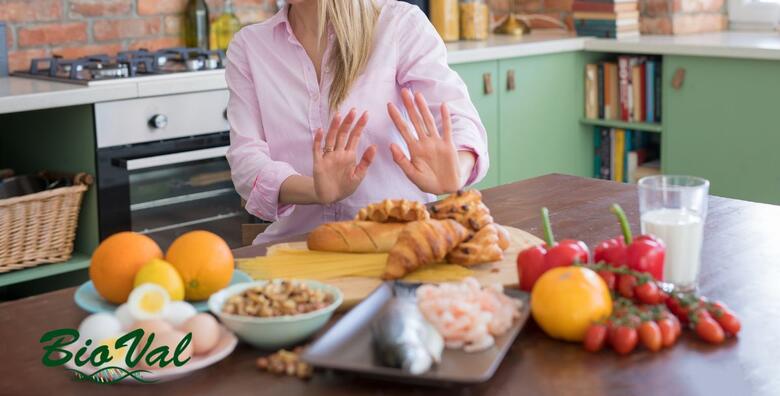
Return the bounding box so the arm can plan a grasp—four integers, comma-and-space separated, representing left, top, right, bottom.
371, 296, 444, 375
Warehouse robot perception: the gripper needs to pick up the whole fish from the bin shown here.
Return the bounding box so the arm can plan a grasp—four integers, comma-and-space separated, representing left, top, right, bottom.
371, 296, 444, 375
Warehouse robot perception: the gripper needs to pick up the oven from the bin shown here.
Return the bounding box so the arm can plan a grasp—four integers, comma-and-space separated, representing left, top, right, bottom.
95, 90, 251, 248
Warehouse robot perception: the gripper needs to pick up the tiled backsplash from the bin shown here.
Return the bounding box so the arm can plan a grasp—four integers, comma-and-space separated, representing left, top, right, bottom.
1, 0, 276, 73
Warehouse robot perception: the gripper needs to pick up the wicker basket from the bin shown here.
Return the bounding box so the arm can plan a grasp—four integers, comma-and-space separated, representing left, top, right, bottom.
0, 173, 92, 273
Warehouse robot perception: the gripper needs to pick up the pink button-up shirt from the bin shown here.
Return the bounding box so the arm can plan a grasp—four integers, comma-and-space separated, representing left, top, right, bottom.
226, 0, 488, 245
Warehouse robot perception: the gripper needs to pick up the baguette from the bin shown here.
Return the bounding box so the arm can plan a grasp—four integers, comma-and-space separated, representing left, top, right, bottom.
307, 221, 405, 253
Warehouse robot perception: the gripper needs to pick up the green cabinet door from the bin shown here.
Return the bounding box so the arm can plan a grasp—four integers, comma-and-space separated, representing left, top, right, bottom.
498, 52, 593, 184
451, 60, 500, 189
663, 56, 780, 204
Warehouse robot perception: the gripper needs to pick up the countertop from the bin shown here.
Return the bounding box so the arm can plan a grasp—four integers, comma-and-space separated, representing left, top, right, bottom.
1, 30, 779, 115
3, 174, 780, 395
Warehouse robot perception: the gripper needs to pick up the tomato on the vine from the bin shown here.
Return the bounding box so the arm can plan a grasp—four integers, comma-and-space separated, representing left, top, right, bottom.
635, 282, 662, 305
657, 318, 677, 347
692, 311, 725, 344
597, 270, 616, 290
638, 321, 662, 352
708, 302, 741, 336
584, 324, 608, 352
610, 325, 638, 355
617, 274, 637, 298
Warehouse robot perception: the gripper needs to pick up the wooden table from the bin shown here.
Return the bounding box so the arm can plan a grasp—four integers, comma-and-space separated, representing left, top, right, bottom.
3, 174, 780, 396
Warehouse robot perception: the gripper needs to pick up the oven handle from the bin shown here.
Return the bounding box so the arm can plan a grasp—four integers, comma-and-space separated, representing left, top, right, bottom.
118, 146, 229, 171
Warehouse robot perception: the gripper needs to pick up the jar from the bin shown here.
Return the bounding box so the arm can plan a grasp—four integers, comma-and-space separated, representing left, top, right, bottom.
459, 0, 489, 40
430, 0, 460, 42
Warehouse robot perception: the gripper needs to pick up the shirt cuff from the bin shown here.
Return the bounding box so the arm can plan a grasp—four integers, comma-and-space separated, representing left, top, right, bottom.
245, 161, 300, 221
457, 145, 482, 187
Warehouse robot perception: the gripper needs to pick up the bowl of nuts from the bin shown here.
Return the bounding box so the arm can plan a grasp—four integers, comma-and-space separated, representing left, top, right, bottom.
208, 279, 342, 349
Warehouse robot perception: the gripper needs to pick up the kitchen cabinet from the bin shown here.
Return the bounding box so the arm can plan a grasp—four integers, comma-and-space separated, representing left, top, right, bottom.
451, 61, 500, 189
663, 56, 780, 204
453, 52, 595, 189
497, 52, 593, 184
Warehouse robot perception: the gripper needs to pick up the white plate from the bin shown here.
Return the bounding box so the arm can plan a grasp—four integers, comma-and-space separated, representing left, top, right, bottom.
63, 326, 238, 384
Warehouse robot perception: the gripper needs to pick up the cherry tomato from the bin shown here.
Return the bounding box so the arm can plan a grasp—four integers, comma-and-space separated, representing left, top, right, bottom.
634, 282, 661, 305
610, 326, 638, 355
708, 302, 741, 336
584, 324, 608, 352
638, 321, 662, 352
597, 270, 616, 290
617, 274, 637, 298
693, 315, 725, 344
667, 313, 682, 337
657, 318, 677, 347
666, 296, 690, 324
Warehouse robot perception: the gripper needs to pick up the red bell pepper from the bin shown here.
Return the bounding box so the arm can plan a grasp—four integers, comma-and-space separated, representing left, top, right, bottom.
517, 207, 589, 291
594, 204, 666, 280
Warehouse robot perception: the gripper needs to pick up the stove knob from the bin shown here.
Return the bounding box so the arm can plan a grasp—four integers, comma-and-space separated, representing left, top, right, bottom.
149, 114, 168, 129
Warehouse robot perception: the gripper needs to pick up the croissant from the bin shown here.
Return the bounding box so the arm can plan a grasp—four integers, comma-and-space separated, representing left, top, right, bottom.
447, 224, 504, 266
355, 199, 430, 223
429, 190, 483, 215
383, 219, 470, 280
431, 201, 494, 232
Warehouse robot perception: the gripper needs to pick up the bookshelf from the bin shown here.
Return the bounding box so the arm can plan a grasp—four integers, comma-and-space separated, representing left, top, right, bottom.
579, 117, 662, 133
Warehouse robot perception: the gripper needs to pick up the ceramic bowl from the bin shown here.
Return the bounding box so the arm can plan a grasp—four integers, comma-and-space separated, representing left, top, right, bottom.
208, 280, 342, 349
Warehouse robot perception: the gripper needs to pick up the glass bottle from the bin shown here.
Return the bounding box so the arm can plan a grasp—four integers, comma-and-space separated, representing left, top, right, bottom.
212, 0, 242, 51
430, 0, 460, 42
460, 0, 489, 40
184, 0, 210, 50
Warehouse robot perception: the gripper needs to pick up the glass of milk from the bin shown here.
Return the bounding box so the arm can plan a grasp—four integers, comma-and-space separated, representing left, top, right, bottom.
638, 175, 709, 291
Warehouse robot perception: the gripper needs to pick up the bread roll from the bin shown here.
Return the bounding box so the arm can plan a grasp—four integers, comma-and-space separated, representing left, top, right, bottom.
306, 221, 405, 253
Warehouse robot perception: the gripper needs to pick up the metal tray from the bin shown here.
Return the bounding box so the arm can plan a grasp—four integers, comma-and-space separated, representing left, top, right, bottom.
302, 282, 531, 385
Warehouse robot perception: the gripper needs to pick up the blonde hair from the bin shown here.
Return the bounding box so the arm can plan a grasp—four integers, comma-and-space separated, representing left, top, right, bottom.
317, 0, 379, 111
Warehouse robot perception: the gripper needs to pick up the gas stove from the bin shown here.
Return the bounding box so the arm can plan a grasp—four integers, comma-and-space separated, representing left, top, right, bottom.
12, 47, 226, 86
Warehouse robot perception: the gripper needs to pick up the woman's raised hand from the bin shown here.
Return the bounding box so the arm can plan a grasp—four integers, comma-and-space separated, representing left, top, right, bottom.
312, 109, 377, 204
388, 89, 461, 195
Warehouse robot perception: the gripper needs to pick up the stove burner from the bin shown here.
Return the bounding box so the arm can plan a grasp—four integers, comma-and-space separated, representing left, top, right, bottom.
16, 47, 226, 84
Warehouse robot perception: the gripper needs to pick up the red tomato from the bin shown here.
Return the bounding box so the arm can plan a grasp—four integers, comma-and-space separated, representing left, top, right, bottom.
634, 282, 661, 305
617, 274, 637, 298
597, 270, 616, 290
667, 314, 682, 337
657, 318, 676, 347
610, 326, 639, 355
708, 302, 741, 336
583, 324, 608, 352
694, 315, 725, 344
638, 321, 662, 352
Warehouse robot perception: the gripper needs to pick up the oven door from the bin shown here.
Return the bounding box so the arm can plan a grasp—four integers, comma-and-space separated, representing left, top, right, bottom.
97, 132, 250, 248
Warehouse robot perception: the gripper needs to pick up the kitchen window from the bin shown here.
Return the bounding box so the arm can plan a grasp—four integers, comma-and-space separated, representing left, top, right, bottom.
728, 0, 780, 29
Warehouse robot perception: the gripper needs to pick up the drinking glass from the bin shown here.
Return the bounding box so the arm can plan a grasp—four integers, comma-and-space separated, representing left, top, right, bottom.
638, 175, 709, 291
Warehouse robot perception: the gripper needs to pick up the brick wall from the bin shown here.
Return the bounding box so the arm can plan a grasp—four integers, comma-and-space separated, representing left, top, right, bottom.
1, 0, 276, 73
489, 0, 726, 34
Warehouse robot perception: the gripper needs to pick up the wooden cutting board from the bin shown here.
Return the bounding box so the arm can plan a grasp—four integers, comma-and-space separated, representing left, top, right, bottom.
265, 226, 543, 310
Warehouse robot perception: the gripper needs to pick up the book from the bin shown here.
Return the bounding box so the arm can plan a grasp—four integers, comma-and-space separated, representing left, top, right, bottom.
618, 56, 630, 121
645, 60, 655, 122
633, 160, 661, 183
600, 128, 611, 180
632, 64, 643, 122
627, 151, 639, 183
654, 61, 662, 122
597, 63, 605, 119
603, 63, 619, 119
593, 127, 602, 177
612, 129, 625, 182
578, 0, 639, 4
572, 1, 638, 12
574, 29, 640, 39
573, 11, 640, 20
574, 19, 640, 28
585, 64, 598, 119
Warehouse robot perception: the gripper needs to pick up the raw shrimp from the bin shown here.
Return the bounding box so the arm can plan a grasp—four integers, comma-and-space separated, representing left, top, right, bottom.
416, 277, 522, 353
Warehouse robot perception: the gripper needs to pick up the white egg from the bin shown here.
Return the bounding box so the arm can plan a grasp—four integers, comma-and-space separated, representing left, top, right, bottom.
163, 301, 197, 326
127, 283, 170, 321
78, 313, 122, 348
115, 303, 135, 330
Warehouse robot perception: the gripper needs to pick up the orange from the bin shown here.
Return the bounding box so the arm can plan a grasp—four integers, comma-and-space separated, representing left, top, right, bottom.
89, 232, 163, 304
530, 266, 612, 342
165, 231, 234, 301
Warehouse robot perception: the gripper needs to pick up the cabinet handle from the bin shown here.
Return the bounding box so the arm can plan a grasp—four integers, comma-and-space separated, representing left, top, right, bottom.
672, 67, 686, 90
507, 69, 516, 91
483, 72, 493, 95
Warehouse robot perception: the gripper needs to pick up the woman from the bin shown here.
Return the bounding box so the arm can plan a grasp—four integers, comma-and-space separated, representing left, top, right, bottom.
226, 0, 488, 244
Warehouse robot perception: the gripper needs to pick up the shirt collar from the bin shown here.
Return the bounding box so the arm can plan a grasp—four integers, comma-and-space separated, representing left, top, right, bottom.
272, 4, 335, 42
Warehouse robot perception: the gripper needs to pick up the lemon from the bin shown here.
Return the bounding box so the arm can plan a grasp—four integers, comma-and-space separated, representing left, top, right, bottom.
133, 258, 185, 301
